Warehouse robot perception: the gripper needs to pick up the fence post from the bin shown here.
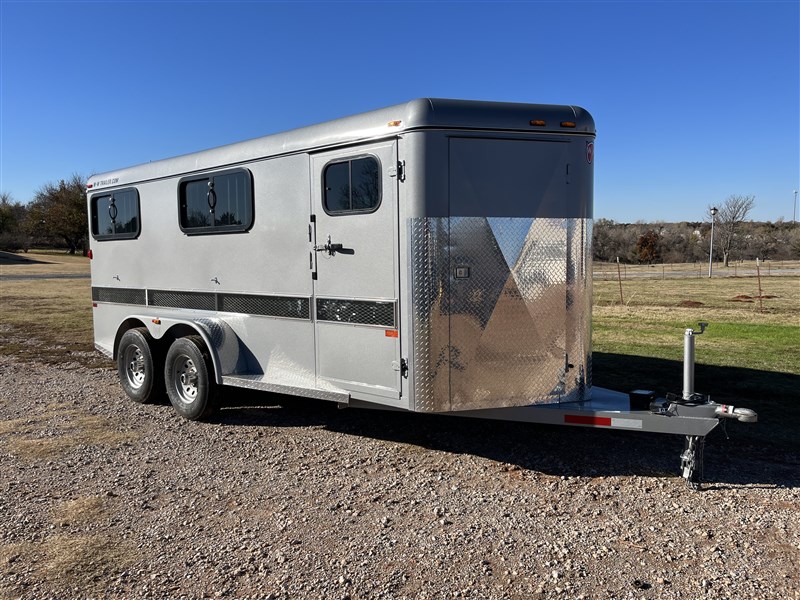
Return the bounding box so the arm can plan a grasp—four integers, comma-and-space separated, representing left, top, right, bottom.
756, 258, 764, 313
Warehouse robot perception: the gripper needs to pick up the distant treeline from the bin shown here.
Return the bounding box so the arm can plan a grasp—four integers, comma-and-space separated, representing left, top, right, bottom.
2, 181, 799, 264
593, 219, 800, 264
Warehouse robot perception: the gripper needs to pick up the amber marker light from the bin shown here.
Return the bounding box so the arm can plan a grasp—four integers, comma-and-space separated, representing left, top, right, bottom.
385, 330, 399, 338
529, 120, 546, 127
152, 319, 162, 325
560, 121, 577, 128
387, 120, 402, 127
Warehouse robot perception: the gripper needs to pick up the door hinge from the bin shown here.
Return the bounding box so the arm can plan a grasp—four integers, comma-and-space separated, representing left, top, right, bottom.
389, 160, 405, 182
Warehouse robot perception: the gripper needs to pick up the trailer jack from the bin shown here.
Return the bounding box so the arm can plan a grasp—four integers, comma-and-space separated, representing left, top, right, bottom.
681, 435, 705, 490
661, 323, 757, 490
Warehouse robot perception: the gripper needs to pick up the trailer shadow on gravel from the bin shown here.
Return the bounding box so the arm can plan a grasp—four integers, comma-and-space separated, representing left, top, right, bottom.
214, 357, 800, 491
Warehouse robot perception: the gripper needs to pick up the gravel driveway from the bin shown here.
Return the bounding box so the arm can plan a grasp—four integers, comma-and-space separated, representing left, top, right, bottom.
1, 353, 797, 599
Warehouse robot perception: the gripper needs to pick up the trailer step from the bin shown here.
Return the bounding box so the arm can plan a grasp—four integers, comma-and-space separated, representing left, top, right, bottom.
223, 374, 350, 403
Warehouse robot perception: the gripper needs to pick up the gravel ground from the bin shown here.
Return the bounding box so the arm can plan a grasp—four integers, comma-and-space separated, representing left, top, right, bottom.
0, 353, 798, 599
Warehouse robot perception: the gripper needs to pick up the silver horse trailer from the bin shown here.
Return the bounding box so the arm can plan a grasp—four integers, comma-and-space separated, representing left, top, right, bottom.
87, 99, 755, 487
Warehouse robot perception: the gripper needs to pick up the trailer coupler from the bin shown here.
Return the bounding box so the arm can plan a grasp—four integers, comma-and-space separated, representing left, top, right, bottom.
714, 404, 758, 422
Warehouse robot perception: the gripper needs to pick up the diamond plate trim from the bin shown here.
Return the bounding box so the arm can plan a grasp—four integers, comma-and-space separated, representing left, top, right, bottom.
223, 374, 350, 403
193, 317, 240, 375
409, 217, 591, 413
409, 218, 450, 412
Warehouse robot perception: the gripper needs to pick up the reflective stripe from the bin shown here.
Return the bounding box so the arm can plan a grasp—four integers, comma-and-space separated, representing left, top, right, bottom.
564, 415, 643, 429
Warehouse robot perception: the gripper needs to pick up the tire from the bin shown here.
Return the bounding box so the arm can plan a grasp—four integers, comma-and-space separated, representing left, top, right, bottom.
164, 335, 219, 421
117, 328, 163, 404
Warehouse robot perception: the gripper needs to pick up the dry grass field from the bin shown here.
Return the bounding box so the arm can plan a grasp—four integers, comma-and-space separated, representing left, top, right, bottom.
1, 251, 798, 447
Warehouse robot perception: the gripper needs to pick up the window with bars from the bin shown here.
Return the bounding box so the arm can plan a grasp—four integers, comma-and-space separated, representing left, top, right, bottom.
179, 168, 253, 234
90, 188, 141, 240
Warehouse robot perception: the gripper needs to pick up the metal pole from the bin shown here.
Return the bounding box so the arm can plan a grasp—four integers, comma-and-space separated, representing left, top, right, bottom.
794, 190, 798, 224
756, 258, 763, 313
708, 208, 716, 278
682, 322, 707, 400
683, 329, 696, 400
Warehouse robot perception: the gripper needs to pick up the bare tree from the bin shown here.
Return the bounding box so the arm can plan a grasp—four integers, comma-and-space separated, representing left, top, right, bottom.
711, 194, 755, 267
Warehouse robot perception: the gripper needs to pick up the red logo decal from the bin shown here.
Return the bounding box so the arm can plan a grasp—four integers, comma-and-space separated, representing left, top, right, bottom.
586, 141, 594, 164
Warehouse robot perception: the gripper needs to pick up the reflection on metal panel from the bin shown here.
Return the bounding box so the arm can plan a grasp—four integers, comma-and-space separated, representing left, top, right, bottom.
219, 294, 309, 320
410, 217, 591, 413
316, 298, 396, 327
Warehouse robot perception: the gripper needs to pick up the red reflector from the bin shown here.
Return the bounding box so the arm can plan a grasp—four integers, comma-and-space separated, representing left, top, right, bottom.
92, 302, 98, 308
385, 330, 399, 338
565, 415, 611, 427
87, 249, 93, 260
86, 183, 93, 189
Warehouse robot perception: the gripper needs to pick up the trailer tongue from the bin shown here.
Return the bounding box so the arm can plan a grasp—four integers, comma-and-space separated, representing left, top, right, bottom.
445, 323, 758, 490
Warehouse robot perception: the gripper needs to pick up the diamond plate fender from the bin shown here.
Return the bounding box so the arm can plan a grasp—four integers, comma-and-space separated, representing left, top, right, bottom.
133, 315, 242, 383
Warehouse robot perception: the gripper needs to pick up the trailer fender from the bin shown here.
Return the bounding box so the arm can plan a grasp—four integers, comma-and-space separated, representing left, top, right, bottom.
121, 316, 241, 385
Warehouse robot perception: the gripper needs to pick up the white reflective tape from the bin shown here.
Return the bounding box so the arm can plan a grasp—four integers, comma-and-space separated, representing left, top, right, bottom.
610, 418, 642, 429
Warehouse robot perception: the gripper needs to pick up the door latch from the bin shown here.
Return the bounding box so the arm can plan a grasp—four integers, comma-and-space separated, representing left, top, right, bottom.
392, 359, 409, 378
388, 160, 405, 182
314, 234, 343, 256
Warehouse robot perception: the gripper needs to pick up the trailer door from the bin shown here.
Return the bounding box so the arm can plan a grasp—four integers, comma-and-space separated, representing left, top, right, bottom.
447, 137, 575, 410
311, 141, 402, 404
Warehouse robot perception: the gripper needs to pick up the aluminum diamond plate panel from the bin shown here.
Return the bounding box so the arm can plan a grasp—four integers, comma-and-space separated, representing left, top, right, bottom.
409, 218, 450, 412
410, 217, 591, 413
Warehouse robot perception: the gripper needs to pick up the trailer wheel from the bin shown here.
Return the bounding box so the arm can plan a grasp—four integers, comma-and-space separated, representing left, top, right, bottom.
117, 328, 162, 404
164, 335, 219, 421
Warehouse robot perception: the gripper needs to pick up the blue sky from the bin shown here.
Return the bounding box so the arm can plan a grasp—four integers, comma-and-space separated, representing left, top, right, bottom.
1, 0, 798, 223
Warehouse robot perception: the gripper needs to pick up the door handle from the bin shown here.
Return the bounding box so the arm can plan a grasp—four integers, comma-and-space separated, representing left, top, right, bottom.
314, 235, 343, 256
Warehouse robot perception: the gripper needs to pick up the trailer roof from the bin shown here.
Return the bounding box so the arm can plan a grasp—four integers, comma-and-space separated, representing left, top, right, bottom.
87, 98, 595, 190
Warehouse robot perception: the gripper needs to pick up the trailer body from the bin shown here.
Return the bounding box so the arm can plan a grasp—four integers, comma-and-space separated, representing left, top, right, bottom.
89, 99, 594, 413
88, 99, 755, 487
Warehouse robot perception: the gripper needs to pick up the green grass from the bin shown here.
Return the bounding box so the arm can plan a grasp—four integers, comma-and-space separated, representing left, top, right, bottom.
592, 274, 799, 449
592, 317, 799, 374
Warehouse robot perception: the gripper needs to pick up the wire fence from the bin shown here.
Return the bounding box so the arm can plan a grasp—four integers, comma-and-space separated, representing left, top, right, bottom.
593, 260, 800, 280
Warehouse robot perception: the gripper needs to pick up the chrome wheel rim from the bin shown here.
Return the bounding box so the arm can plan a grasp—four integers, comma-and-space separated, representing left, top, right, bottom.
172, 355, 198, 404
123, 345, 146, 389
